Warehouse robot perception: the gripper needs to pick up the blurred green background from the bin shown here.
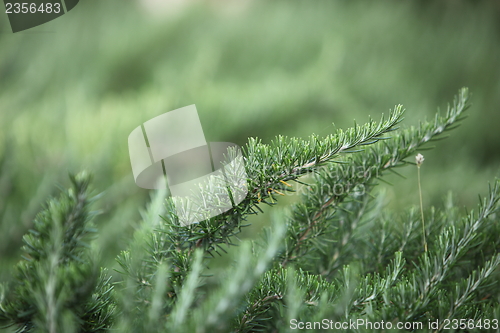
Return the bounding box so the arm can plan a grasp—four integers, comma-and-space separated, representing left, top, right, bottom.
1, 0, 500, 280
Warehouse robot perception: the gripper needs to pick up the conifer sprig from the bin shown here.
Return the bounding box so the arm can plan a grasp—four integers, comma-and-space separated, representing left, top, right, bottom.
180, 213, 287, 333
235, 179, 499, 333
4, 87, 500, 333
151, 104, 404, 263
243, 105, 405, 204
124, 101, 405, 308
233, 88, 471, 331
0, 172, 114, 333
279, 88, 470, 269
402, 180, 500, 322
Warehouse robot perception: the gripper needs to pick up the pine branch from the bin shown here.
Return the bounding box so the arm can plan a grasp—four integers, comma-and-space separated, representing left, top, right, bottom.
183, 213, 287, 333
440, 253, 500, 328
113, 188, 179, 332
5, 87, 500, 333
153, 104, 404, 260
279, 88, 470, 269
234, 266, 339, 333
406, 180, 500, 321
244, 105, 404, 202
218, 90, 467, 331
168, 250, 203, 331
0, 172, 114, 333
115, 102, 405, 327
351, 252, 405, 310
369, 179, 500, 325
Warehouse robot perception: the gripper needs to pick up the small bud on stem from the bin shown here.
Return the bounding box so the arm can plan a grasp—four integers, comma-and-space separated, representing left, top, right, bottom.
416, 153, 425, 167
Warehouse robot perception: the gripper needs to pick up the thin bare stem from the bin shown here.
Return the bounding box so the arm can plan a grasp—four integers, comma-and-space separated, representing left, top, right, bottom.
417, 164, 427, 252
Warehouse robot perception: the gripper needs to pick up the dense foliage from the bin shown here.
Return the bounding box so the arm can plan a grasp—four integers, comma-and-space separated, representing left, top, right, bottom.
2, 88, 499, 332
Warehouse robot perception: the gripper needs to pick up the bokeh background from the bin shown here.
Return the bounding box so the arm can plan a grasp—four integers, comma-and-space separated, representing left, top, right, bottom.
1, 0, 500, 282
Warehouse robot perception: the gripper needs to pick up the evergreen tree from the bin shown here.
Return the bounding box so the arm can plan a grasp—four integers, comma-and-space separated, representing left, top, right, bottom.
2, 88, 499, 332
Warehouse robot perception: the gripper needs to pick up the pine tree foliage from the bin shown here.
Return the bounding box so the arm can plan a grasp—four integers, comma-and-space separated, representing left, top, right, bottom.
0, 172, 114, 333
2, 88, 500, 332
